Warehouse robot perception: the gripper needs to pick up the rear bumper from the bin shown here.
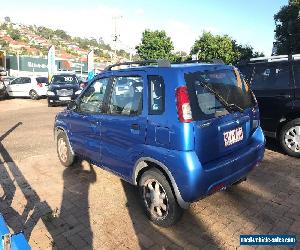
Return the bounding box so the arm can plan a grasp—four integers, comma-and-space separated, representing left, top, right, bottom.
36, 88, 47, 96
165, 127, 265, 204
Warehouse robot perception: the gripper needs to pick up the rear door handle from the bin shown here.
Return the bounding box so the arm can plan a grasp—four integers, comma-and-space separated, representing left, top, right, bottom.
131, 124, 140, 130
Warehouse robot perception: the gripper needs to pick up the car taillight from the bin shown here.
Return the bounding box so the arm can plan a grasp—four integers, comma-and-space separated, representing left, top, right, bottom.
37, 82, 42, 87
175, 86, 193, 123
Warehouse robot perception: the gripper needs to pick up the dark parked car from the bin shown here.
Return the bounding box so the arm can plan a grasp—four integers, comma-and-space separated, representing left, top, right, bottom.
54, 60, 265, 226
239, 54, 300, 157
47, 74, 82, 107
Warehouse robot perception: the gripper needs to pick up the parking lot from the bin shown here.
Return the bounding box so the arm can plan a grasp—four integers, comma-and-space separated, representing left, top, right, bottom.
0, 98, 299, 249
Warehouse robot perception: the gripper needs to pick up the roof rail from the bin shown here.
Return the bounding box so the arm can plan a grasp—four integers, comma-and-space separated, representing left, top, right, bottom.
249, 54, 300, 62
104, 60, 171, 71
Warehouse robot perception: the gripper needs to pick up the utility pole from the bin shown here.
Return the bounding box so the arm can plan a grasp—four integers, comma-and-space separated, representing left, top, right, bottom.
112, 15, 122, 62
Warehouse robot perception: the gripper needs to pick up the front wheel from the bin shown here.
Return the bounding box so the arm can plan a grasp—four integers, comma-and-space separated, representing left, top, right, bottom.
280, 119, 300, 158
139, 168, 183, 227
57, 131, 75, 167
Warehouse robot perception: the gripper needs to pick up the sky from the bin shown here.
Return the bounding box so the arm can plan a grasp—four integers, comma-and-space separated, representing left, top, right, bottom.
1, 0, 287, 56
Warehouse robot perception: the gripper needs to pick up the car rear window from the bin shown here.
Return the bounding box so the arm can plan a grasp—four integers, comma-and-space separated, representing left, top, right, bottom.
36, 77, 48, 83
185, 67, 256, 120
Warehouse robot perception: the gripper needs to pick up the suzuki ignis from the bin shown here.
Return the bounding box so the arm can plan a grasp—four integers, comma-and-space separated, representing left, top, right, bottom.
54, 60, 265, 226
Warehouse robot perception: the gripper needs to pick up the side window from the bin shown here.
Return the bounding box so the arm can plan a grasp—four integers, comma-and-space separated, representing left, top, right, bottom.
11, 78, 22, 84
79, 78, 109, 113
21, 77, 31, 84
251, 64, 289, 90
148, 75, 165, 114
293, 63, 300, 87
109, 76, 143, 116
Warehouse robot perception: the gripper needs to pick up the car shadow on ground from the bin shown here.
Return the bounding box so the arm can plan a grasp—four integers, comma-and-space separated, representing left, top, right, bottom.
120, 150, 300, 249
0, 123, 95, 249
121, 180, 222, 248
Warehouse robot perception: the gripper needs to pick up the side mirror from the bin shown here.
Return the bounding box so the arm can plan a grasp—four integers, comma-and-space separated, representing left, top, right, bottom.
67, 100, 77, 111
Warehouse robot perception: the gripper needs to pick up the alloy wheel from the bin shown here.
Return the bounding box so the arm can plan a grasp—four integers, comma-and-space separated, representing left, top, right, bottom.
284, 126, 300, 153
58, 138, 68, 162
143, 178, 169, 219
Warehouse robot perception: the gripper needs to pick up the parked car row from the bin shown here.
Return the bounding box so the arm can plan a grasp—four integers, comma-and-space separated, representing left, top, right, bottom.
0, 73, 88, 104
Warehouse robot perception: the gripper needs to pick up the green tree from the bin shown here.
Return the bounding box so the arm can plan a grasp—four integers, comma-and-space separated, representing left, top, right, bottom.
36, 26, 54, 40
274, 0, 300, 54
136, 30, 174, 60
8, 29, 21, 41
190, 32, 237, 64
54, 29, 71, 40
191, 32, 263, 64
232, 41, 264, 63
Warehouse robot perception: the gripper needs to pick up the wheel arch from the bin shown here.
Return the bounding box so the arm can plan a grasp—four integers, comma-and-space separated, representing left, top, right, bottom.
54, 126, 75, 155
276, 112, 300, 139
133, 157, 190, 209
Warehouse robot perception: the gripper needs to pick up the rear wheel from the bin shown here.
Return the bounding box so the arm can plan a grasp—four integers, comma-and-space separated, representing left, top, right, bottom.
139, 168, 183, 227
29, 90, 39, 100
57, 131, 75, 167
280, 119, 300, 157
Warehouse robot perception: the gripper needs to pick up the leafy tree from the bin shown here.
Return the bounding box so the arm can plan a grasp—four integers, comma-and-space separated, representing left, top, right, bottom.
54, 29, 71, 40
274, 0, 300, 54
232, 41, 264, 63
8, 29, 21, 41
0, 39, 9, 49
136, 30, 174, 60
191, 32, 263, 64
190, 32, 237, 64
36, 26, 54, 40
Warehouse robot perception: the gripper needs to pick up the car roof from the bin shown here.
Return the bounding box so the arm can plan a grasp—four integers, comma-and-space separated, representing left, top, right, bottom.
100, 63, 233, 74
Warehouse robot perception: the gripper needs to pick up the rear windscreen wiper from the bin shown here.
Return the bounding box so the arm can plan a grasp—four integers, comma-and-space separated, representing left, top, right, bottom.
199, 82, 244, 113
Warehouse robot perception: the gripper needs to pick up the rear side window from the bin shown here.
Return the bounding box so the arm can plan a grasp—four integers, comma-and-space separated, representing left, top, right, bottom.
148, 75, 165, 114
21, 77, 31, 84
251, 64, 290, 90
109, 76, 143, 116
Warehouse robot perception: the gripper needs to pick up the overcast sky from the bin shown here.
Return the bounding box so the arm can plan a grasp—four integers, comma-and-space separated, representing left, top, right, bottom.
1, 0, 287, 55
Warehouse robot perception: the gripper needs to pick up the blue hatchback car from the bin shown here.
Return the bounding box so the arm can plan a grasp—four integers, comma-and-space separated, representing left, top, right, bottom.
54, 60, 265, 226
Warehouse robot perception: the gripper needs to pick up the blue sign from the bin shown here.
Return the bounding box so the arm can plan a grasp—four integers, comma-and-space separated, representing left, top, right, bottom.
240, 234, 297, 246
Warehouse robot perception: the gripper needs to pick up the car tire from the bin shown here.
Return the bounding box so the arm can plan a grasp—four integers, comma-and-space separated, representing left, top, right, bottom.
29, 90, 39, 100
139, 168, 183, 227
48, 99, 53, 107
57, 131, 75, 167
279, 119, 300, 158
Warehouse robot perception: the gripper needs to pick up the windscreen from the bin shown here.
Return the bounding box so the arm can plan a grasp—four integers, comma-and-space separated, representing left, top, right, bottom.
51, 75, 78, 84
185, 67, 256, 120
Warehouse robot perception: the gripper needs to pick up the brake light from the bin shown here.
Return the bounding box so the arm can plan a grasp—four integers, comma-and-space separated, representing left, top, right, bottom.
175, 86, 193, 123
37, 82, 42, 87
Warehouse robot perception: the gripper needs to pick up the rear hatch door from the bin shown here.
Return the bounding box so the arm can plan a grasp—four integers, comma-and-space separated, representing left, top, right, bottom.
185, 65, 257, 164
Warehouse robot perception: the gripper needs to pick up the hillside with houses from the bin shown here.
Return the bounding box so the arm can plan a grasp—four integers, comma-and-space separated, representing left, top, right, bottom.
0, 18, 132, 64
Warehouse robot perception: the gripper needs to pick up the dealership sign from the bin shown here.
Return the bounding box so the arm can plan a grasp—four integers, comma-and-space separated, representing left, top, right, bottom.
28, 61, 47, 69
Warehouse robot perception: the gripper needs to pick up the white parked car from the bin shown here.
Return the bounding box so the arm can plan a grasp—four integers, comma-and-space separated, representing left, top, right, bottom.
6, 76, 49, 99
